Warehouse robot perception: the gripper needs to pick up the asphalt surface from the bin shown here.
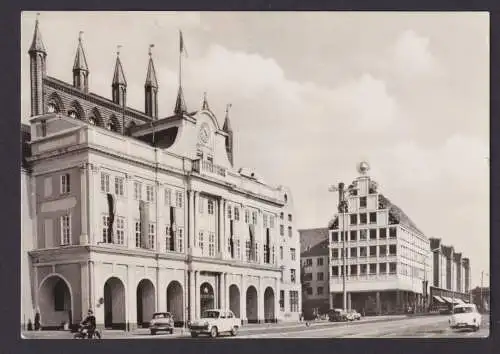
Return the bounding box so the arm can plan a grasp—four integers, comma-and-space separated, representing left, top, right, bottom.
22, 314, 489, 339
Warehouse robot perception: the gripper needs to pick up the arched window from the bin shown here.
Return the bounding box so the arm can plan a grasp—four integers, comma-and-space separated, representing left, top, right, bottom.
47, 102, 57, 113
68, 110, 77, 118
88, 117, 97, 125
106, 121, 117, 132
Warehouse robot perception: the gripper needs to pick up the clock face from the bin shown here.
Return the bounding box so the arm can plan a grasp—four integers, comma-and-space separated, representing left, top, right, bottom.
199, 123, 210, 144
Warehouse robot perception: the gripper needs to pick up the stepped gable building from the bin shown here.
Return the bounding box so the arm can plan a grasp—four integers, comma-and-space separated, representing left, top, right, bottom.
328, 163, 432, 315
21, 17, 301, 330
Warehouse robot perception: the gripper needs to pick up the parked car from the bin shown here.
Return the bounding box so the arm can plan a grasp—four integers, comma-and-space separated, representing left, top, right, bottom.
189, 309, 240, 338
328, 309, 349, 322
449, 304, 482, 331
346, 309, 362, 321
149, 312, 174, 335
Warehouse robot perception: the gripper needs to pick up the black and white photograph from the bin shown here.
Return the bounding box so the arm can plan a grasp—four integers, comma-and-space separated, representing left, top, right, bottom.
20, 11, 489, 339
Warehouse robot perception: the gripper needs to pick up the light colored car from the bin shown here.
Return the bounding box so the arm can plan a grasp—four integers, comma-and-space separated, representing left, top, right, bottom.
189, 309, 240, 338
347, 309, 361, 321
449, 304, 482, 331
149, 312, 174, 335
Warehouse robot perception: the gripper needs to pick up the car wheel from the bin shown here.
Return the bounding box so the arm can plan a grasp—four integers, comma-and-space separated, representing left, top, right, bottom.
231, 326, 238, 336
150, 329, 156, 335
210, 326, 218, 338
191, 332, 198, 338
169, 328, 174, 334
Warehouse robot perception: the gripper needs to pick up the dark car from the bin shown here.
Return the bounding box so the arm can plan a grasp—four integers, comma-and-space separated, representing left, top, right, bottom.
328, 309, 349, 322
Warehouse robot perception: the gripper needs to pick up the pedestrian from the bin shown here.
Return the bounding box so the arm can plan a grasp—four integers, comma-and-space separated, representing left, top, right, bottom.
34, 312, 41, 331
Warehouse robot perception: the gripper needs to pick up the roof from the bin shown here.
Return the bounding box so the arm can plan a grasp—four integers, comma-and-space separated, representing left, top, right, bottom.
145, 57, 158, 88
29, 19, 46, 53
301, 239, 329, 257
378, 194, 424, 235
73, 39, 89, 71
112, 56, 127, 86
299, 227, 329, 253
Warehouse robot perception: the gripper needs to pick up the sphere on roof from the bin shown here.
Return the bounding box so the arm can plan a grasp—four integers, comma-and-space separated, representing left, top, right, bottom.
357, 161, 370, 175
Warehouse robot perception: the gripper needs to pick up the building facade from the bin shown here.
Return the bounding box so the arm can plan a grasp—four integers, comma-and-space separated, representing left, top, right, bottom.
428, 238, 471, 309
21, 18, 301, 330
299, 228, 330, 315
328, 164, 432, 315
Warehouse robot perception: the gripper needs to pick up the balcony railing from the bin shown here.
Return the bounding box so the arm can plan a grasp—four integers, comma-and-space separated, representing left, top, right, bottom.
192, 159, 226, 177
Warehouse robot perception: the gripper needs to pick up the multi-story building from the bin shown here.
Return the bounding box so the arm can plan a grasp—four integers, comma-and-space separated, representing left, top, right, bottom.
299, 228, 330, 315
328, 163, 431, 315
428, 238, 471, 309
21, 18, 301, 330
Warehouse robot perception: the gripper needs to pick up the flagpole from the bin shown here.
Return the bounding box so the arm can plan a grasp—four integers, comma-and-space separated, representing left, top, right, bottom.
178, 30, 182, 90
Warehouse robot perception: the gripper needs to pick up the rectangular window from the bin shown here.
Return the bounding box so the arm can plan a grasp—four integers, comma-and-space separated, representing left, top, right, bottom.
148, 223, 155, 249
389, 244, 397, 255
134, 182, 142, 200
369, 263, 377, 274
175, 192, 183, 208
379, 245, 387, 257
270, 215, 275, 228
199, 231, 204, 255
177, 227, 184, 253
166, 226, 172, 251
303, 273, 313, 281
360, 247, 367, 257
234, 207, 240, 221
389, 262, 397, 274
379, 228, 387, 239
146, 185, 155, 202
389, 227, 397, 238
135, 222, 141, 248
290, 269, 296, 283
380, 262, 387, 274
280, 290, 285, 311
350, 214, 358, 225
290, 248, 296, 261
228, 206, 233, 220
165, 188, 172, 205
369, 212, 377, 224
60, 173, 70, 194
290, 291, 299, 312
317, 257, 324, 266
360, 264, 367, 275
252, 211, 257, 225
288, 214, 292, 222
360, 213, 367, 224
245, 240, 251, 261
60, 214, 71, 245
280, 246, 284, 260
360, 196, 367, 208
332, 248, 339, 259
305, 258, 312, 266
359, 229, 367, 240
208, 200, 214, 215
199, 198, 204, 214
280, 225, 284, 236
332, 232, 339, 242
114, 177, 124, 196
288, 226, 292, 238
102, 215, 110, 243
44, 177, 52, 197
280, 212, 284, 220
350, 264, 358, 275
208, 232, 216, 256
350, 230, 357, 241
263, 214, 268, 227
331, 266, 339, 276
236, 239, 241, 259
317, 287, 324, 295
116, 217, 125, 245
369, 229, 377, 240
317, 272, 324, 281
350, 247, 357, 258
101, 173, 110, 193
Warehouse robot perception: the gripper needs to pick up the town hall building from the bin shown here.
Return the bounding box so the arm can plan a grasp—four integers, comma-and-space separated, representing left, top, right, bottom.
21, 17, 301, 330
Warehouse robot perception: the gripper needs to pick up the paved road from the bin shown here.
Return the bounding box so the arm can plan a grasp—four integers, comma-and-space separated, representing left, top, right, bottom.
22, 314, 489, 339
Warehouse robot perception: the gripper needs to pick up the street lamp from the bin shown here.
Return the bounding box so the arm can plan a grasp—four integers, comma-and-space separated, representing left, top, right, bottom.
480, 271, 489, 313
329, 182, 349, 311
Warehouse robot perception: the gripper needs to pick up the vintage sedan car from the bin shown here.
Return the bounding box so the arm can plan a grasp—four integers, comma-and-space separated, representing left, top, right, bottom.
328, 308, 349, 322
347, 309, 362, 321
189, 309, 240, 338
449, 304, 482, 331
149, 312, 174, 335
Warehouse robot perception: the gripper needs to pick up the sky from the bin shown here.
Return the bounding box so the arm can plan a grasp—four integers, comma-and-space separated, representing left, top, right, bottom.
21, 12, 489, 288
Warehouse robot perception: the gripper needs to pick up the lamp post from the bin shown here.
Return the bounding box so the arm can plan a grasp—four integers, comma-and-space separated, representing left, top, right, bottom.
480, 271, 489, 313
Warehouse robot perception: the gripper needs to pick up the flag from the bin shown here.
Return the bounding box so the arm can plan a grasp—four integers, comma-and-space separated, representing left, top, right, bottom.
179, 30, 188, 58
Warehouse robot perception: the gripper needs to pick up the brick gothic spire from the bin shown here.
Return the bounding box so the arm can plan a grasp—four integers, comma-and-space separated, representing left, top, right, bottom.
29, 14, 47, 116
73, 31, 89, 92
145, 44, 158, 118
112, 46, 127, 106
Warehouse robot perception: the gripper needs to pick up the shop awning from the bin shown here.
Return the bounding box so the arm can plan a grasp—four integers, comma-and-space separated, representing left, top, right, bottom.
441, 296, 452, 303
433, 295, 445, 303
455, 299, 465, 305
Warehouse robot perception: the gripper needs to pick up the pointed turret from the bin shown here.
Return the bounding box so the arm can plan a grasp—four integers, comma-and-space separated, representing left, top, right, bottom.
201, 92, 210, 111
174, 86, 187, 115
223, 104, 234, 166
112, 46, 127, 106
73, 31, 89, 92
29, 14, 47, 116
145, 45, 158, 118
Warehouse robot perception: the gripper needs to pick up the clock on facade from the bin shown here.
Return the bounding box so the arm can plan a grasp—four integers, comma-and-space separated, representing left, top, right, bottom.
199, 123, 210, 144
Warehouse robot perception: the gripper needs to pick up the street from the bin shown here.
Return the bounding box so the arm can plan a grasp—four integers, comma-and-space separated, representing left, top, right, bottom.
22, 314, 489, 339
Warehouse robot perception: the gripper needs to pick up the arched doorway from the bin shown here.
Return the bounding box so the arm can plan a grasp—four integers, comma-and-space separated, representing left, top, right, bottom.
246, 286, 258, 323
104, 277, 126, 329
38, 275, 72, 329
229, 285, 240, 318
137, 279, 155, 328
167, 281, 184, 325
200, 282, 215, 314
264, 287, 275, 323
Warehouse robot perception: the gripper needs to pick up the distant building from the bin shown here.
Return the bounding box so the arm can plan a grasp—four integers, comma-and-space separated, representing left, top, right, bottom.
328, 163, 431, 315
470, 286, 489, 313
428, 239, 471, 310
299, 229, 329, 315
